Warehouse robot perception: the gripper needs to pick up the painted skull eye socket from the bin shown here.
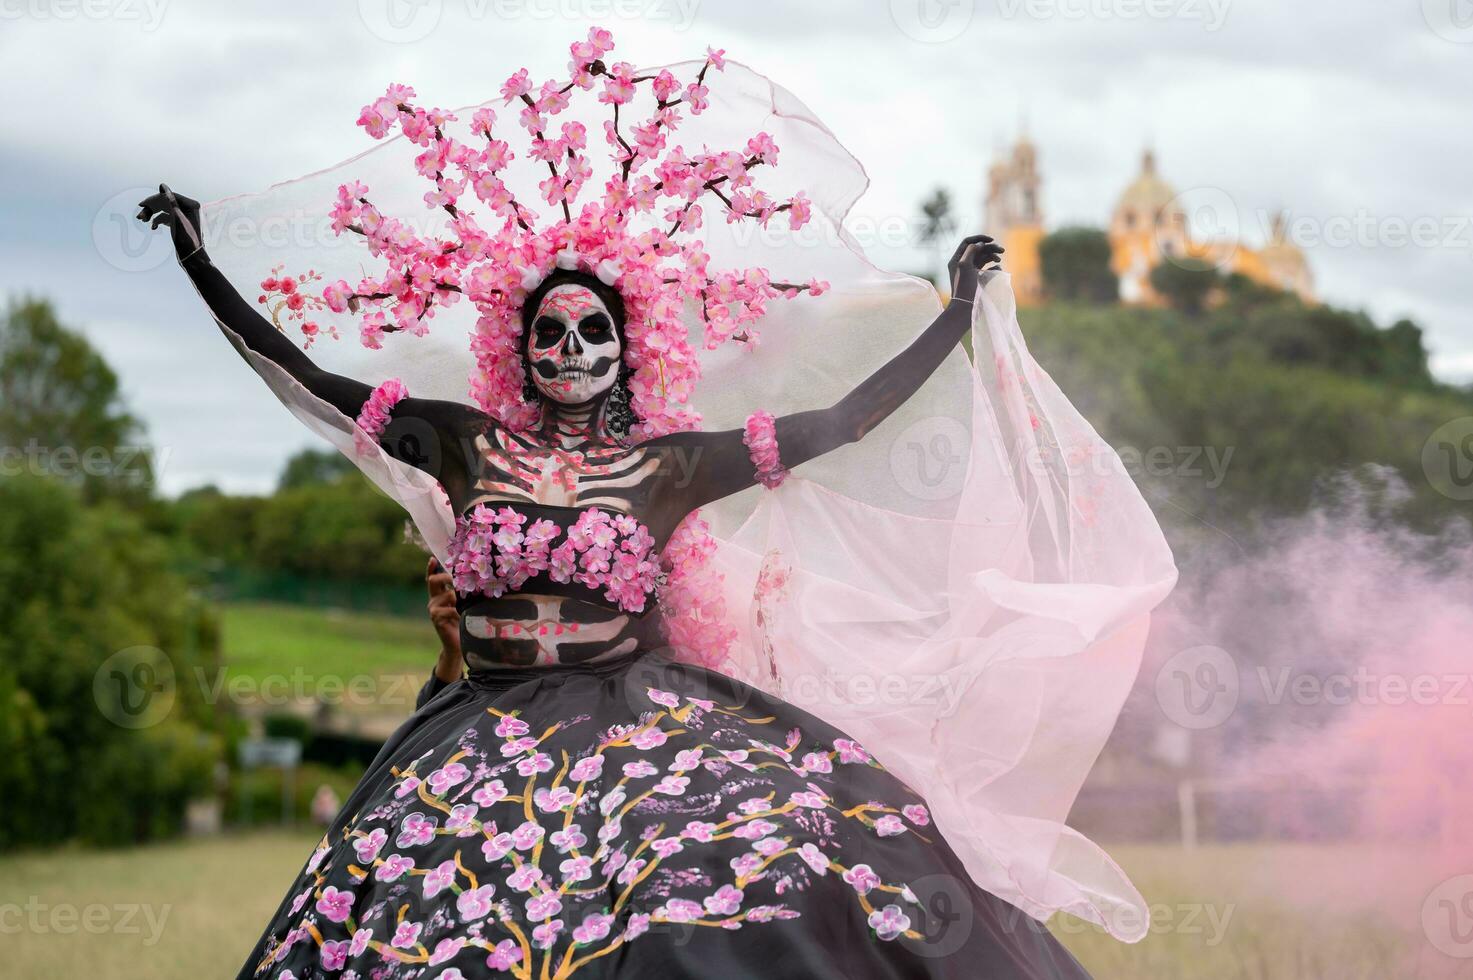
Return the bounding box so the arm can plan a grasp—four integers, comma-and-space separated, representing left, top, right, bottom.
579, 313, 612, 340
533, 317, 566, 347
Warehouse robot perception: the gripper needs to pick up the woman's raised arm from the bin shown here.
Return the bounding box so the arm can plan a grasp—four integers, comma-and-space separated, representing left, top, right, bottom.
137, 185, 485, 489
652, 234, 1002, 513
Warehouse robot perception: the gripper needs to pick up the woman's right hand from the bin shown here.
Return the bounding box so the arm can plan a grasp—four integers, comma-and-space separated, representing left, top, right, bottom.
136, 184, 205, 259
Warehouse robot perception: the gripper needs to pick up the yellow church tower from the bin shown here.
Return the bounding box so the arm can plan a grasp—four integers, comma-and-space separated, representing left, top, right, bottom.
984, 138, 1046, 305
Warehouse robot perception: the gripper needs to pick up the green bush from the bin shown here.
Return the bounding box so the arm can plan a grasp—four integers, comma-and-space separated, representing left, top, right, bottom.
0, 475, 224, 849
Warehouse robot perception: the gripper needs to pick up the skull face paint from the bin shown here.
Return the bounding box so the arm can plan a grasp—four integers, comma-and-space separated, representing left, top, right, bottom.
527, 284, 623, 405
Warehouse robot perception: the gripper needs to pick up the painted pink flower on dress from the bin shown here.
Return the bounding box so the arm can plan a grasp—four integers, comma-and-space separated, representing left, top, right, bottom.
391, 919, 423, 949
834, 738, 870, 764
396, 812, 437, 847
660, 898, 703, 923
559, 854, 595, 882
526, 892, 563, 919
616, 857, 646, 885
348, 927, 372, 957
482, 832, 514, 861
670, 748, 703, 771
573, 911, 615, 944
903, 803, 931, 826
508, 863, 545, 892
494, 715, 530, 738
752, 836, 786, 857
646, 688, 680, 708
517, 752, 554, 776
446, 803, 479, 836
650, 836, 684, 858
789, 790, 828, 809
426, 761, 470, 794
623, 912, 652, 940
376, 854, 415, 882
531, 919, 564, 949
798, 842, 830, 875
550, 826, 587, 852
868, 904, 911, 941
457, 884, 496, 921
315, 886, 354, 923
569, 755, 604, 781
800, 751, 833, 774
353, 828, 387, 863
423, 859, 457, 898
631, 727, 668, 750
874, 814, 906, 837
534, 786, 576, 813
652, 774, 689, 795
486, 938, 523, 971
704, 884, 744, 916
319, 940, 349, 971
500, 736, 538, 757
732, 819, 777, 840
429, 937, 465, 965
472, 779, 508, 806
511, 820, 545, 850
682, 820, 717, 842
843, 863, 880, 895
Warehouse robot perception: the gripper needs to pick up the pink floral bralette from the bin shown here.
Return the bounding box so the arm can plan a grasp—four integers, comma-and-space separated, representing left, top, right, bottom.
445, 504, 661, 614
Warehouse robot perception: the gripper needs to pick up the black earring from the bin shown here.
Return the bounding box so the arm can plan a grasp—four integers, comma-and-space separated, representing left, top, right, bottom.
522, 374, 542, 404
604, 364, 638, 440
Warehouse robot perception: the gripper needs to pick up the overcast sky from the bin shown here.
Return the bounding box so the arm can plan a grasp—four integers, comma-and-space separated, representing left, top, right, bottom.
3, 0, 1470, 494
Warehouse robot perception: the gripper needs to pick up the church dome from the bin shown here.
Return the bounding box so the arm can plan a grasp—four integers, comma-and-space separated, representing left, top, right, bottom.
1115, 150, 1180, 224
1113, 151, 1184, 238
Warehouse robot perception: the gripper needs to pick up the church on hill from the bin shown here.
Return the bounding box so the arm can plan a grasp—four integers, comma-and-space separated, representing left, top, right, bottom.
984, 140, 1315, 307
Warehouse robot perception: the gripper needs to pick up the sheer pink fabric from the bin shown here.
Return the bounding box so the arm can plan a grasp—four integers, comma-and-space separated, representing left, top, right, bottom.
198, 60, 1175, 940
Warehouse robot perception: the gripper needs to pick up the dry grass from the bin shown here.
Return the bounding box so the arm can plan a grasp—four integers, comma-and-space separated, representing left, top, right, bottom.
2, 835, 1469, 978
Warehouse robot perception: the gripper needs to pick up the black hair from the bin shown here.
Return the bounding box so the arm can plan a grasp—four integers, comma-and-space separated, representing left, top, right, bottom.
519, 269, 639, 439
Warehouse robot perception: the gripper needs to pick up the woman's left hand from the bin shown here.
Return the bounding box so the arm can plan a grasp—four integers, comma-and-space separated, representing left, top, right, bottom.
947, 234, 1004, 305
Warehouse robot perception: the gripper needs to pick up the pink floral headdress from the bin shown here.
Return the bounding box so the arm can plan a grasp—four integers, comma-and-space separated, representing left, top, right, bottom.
304, 27, 826, 439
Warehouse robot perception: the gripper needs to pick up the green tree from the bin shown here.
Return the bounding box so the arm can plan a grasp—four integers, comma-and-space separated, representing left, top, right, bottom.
1039, 227, 1117, 303
278, 448, 358, 491
0, 298, 152, 499
0, 476, 222, 848
1149, 257, 1219, 315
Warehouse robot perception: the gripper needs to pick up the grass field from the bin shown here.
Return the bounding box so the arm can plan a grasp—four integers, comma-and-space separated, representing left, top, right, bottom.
3, 835, 1467, 979
218, 601, 437, 719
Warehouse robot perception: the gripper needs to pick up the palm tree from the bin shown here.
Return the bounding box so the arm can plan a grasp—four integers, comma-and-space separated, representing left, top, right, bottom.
917, 187, 956, 289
